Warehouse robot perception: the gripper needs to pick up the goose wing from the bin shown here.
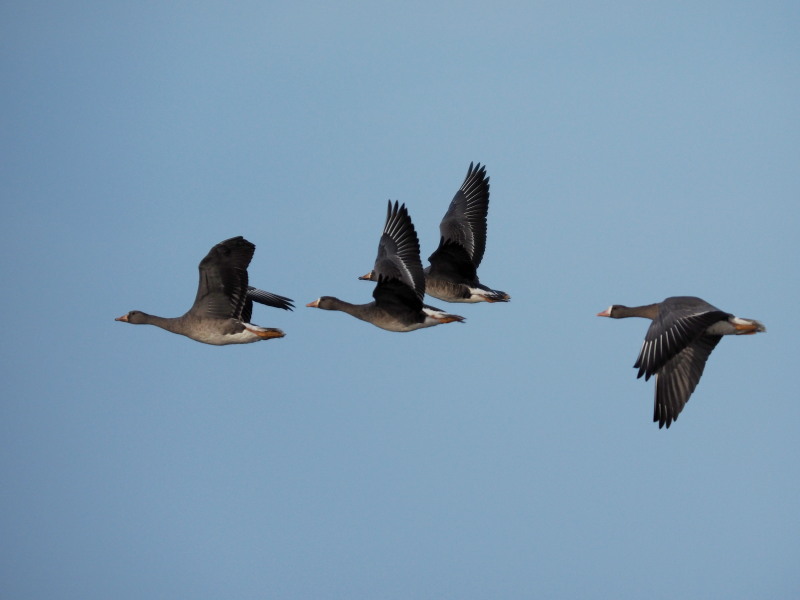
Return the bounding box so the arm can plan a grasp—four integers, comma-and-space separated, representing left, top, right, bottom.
372, 201, 425, 302
634, 297, 728, 380
653, 334, 723, 428
429, 162, 490, 271
241, 287, 294, 323
190, 236, 254, 320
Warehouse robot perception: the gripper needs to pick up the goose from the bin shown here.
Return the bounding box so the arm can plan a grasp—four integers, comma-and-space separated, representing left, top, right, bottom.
360, 163, 509, 303
307, 201, 465, 331
597, 296, 765, 428
115, 236, 292, 345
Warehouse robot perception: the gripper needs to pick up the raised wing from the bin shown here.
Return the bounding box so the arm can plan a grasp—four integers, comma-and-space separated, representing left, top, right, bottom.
434, 162, 490, 267
373, 201, 425, 301
191, 236, 254, 320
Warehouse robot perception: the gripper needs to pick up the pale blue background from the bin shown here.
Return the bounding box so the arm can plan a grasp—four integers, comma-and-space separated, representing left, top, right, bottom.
2, 2, 798, 598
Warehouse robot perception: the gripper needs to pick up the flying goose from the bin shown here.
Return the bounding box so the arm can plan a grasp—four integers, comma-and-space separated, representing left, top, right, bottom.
360, 163, 509, 303
116, 236, 292, 345
597, 296, 765, 428
308, 201, 465, 331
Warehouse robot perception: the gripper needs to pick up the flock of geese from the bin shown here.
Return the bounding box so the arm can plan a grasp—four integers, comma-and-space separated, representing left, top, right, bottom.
116, 163, 766, 428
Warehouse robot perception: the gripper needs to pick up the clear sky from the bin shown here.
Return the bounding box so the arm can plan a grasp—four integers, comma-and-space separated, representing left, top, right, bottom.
2, 2, 798, 598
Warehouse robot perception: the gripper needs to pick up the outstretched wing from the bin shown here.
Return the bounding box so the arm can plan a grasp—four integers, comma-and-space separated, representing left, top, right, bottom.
241, 286, 295, 323
247, 287, 294, 310
432, 162, 490, 267
191, 236, 254, 319
653, 334, 723, 428
373, 201, 425, 301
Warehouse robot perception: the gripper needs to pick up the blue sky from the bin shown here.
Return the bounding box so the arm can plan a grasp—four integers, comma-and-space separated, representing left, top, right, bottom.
2, 2, 798, 598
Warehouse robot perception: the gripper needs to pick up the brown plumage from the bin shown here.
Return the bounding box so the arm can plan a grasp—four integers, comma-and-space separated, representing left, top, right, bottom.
116, 236, 292, 345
